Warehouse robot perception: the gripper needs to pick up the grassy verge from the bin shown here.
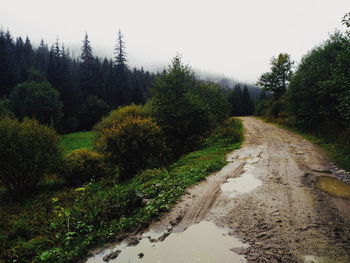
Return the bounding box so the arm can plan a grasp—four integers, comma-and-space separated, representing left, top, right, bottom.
259, 117, 350, 172
59, 131, 95, 155
0, 118, 243, 263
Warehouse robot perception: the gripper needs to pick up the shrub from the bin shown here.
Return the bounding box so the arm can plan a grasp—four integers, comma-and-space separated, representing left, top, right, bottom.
0, 118, 60, 198
216, 117, 243, 144
94, 104, 148, 133
95, 117, 165, 180
63, 148, 106, 186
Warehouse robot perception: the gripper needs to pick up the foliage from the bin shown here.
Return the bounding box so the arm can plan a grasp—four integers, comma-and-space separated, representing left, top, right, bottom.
62, 148, 107, 186
94, 104, 148, 133
95, 117, 165, 179
190, 82, 230, 126
59, 131, 95, 155
214, 117, 244, 144
285, 31, 350, 146
257, 53, 293, 99
9, 80, 63, 128
0, 98, 14, 119
0, 118, 243, 263
0, 29, 154, 133
148, 55, 230, 155
228, 84, 255, 116
0, 118, 60, 198
78, 95, 110, 130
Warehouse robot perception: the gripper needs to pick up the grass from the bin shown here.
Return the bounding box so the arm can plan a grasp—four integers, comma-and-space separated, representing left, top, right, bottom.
0, 118, 243, 263
59, 131, 95, 154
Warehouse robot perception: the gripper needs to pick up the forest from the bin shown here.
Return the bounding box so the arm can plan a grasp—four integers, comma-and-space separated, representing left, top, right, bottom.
0, 29, 255, 134
254, 13, 350, 169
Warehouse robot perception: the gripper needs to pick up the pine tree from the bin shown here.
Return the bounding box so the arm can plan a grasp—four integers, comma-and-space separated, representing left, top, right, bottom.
113, 29, 130, 106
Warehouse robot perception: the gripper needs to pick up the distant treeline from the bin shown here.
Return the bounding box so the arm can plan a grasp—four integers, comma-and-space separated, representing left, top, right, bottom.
0, 30, 154, 132
255, 13, 350, 147
0, 29, 257, 133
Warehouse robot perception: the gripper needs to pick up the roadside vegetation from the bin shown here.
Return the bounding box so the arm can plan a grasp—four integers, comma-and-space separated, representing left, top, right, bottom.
255, 13, 350, 172
0, 55, 244, 262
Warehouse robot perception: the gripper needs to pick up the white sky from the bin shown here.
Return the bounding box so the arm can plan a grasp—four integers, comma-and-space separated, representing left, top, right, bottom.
1, 0, 349, 83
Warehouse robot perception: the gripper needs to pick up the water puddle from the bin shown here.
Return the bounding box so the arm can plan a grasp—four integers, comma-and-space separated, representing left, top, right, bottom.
316, 176, 350, 199
221, 164, 262, 198
87, 221, 247, 263
304, 255, 324, 263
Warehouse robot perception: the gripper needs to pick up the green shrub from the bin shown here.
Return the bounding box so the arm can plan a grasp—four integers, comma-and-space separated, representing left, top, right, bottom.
63, 148, 106, 186
216, 117, 243, 143
0, 118, 60, 198
95, 117, 165, 180
94, 104, 148, 133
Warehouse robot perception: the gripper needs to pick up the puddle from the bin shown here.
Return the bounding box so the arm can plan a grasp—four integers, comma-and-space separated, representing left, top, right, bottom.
221, 164, 262, 198
86, 221, 247, 263
316, 176, 350, 199
304, 255, 324, 263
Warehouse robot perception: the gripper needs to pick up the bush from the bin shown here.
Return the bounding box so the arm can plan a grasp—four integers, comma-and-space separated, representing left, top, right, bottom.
95, 117, 165, 180
94, 104, 148, 133
0, 118, 60, 198
63, 148, 106, 186
216, 117, 243, 143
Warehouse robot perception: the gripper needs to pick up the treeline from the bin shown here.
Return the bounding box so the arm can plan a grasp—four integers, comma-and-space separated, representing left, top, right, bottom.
0, 29, 154, 132
255, 13, 350, 147
227, 84, 255, 116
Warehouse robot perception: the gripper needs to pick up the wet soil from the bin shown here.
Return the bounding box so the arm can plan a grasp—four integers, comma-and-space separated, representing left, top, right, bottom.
86, 117, 350, 263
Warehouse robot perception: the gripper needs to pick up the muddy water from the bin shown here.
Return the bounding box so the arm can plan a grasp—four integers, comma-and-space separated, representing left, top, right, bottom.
316, 176, 350, 199
220, 163, 262, 198
87, 221, 247, 263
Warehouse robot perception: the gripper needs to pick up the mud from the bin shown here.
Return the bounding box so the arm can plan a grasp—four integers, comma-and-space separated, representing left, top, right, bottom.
87, 221, 247, 263
316, 176, 350, 199
86, 117, 350, 263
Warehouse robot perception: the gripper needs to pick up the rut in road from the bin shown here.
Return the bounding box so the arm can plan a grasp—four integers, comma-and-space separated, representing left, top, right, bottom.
88, 117, 350, 263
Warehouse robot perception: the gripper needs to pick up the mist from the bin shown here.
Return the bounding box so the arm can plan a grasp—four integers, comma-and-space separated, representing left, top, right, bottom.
1, 0, 349, 82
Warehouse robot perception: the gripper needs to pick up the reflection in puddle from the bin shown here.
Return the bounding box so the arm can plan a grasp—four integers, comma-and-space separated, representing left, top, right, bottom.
316, 176, 350, 199
221, 164, 262, 198
86, 221, 247, 263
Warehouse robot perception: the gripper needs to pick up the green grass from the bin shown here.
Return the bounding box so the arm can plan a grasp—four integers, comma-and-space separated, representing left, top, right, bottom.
59, 131, 95, 154
0, 118, 243, 263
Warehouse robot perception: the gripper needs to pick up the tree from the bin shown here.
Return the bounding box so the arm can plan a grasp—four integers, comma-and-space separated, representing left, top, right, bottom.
0, 118, 60, 198
286, 32, 350, 132
78, 95, 110, 130
0, 30, 16, 97
0, 98, 14, 119
148, 55, 229, 155
113, 30, 130, 106
9, 80, 63, 128
257, 53, 293, 99
78, 33, 103, 100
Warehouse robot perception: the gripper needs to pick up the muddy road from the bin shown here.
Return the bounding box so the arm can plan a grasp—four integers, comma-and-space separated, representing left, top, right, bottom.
87, 117, 350, 263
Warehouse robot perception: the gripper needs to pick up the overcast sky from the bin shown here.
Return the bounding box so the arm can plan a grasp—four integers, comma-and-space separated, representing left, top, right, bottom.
1, 0, 349, 83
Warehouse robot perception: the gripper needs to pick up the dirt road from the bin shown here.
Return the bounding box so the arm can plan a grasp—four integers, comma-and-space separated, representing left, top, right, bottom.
88, 117, 350, 263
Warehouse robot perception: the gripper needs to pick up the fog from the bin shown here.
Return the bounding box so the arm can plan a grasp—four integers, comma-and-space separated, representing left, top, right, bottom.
1, 0, 349, 83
